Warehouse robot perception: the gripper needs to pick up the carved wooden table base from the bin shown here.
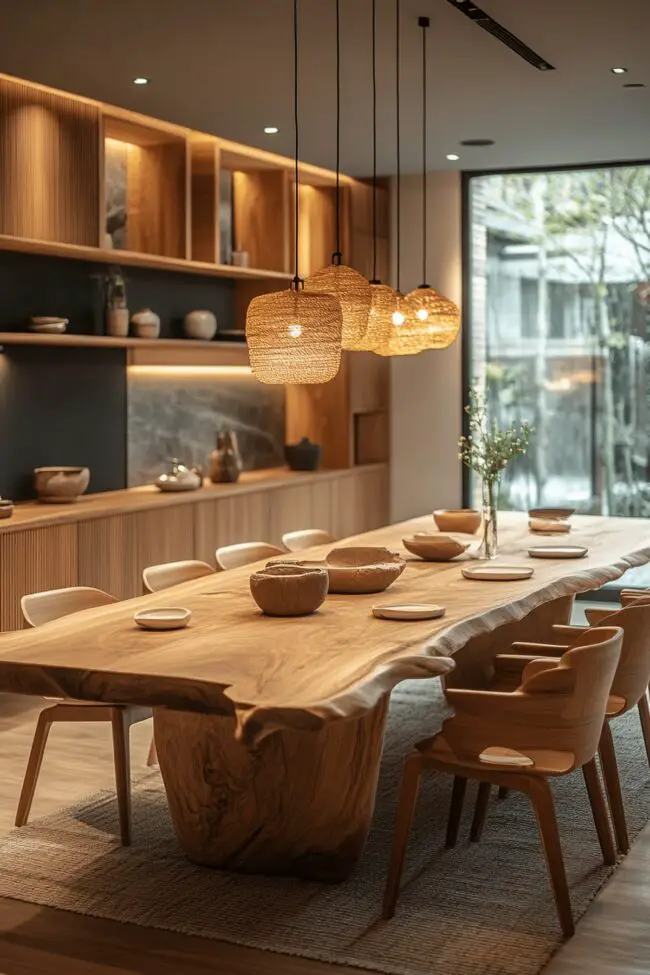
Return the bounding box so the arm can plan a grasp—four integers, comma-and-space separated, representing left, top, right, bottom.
154, 698, 389, 881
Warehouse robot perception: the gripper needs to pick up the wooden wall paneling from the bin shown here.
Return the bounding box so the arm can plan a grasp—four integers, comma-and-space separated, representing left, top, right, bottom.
0, 77, 100, 246
354, 411, 390, 466
189, 140, 218, 263
309, 478, 336, 537
268, 484, 314, 545
348, 180, 389, 281
77, 514, 139, 600
133, 507, 195, 588
285, 354, 352, 470
232, 169, 290, 272
294, 184, 337, 279
194, 491, 272, 562
0, 525, 78, 631
124, 140, 186, 258
349, 352, 389, 414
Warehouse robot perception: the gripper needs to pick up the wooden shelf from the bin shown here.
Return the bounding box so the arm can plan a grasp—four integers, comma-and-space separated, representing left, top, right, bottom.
0, 233, 292, 281
0, 331, 246, 359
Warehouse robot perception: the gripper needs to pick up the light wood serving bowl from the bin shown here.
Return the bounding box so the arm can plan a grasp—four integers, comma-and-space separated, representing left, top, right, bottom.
433, 508, 482, 534
270, 546, 406, 596
250, 564, 329, 617
403, 533, 470, 562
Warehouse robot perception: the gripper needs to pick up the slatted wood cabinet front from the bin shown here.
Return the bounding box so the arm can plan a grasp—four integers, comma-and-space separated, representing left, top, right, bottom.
0, 465, 389, 631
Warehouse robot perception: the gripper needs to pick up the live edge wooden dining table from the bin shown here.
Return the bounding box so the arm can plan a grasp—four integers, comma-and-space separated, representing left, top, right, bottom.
0, 512, 649, 882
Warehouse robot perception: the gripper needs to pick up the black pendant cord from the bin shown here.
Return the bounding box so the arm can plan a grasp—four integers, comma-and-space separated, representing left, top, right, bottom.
333, 0, 342, 264
395, 0, 401, 296
293, 0, 301, 288
371, 0, 379, 284
419, 16, 429, 288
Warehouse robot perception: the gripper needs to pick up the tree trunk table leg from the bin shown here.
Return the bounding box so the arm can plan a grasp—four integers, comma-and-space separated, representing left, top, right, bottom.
153, 696, 389, 881
444, 594, 575, 691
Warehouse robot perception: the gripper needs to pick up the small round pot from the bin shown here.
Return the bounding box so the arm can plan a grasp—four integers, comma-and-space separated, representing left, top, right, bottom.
131, 308, 161, 339
433, 508, 482, 534
184, 310, 217, 341
34, 466, 90, 503
285, 437, 322, 472
250, 564, 328, 617
0, 498, 14, 519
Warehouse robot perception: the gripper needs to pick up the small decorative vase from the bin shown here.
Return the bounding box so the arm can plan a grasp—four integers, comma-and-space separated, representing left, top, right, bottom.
478, 479, 498, 559
184, 309, 217, 340
131, 308, 161, 339
106, 306, 129, 338
210, 429, 242, 483
285, 437, 322, 472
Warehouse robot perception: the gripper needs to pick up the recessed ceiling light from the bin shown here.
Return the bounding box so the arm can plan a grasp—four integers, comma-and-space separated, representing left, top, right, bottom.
264, 126, 279, 135
611, 67, 627, 74
460, 138, 495, 147
133, 77, 150, 85
446, 153, 460, 161
623, 82, 646, 89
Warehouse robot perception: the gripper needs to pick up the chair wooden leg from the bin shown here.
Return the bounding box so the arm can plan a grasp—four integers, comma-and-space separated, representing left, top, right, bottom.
527, 777, 574, 938
498, 786, 509, 800
582, 759, 616, 866
638, 694, 650, 768
110, 707, 132, 846
15, 709, 54, 827
446, 776, 467, 849
599, 721, 629, 855
382, 753, 422, 919
470, 782, 491, 842
146, 735, 158, 767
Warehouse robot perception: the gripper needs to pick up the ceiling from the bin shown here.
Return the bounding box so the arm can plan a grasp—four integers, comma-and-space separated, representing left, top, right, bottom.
1, 0, 649, 176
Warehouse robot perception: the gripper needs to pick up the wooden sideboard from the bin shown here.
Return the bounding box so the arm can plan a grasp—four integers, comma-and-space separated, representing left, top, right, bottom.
0, 465, 388, 631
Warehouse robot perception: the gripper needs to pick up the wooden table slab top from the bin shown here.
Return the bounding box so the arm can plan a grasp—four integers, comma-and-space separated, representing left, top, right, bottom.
0, 512, 648, 743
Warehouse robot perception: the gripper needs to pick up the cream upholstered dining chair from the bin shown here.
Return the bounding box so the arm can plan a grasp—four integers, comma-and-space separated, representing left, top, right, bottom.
383, 626, 623, 937
282, 529, 336, 552
142, 559, 214, 593
215, 541, 285, 571
17, 586, 152, 845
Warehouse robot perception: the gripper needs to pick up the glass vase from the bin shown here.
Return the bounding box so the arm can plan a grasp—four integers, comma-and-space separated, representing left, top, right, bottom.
479, 479, 499, 559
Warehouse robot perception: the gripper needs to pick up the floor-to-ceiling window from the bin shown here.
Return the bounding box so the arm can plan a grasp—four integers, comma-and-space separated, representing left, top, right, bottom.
466, 163, 650, 587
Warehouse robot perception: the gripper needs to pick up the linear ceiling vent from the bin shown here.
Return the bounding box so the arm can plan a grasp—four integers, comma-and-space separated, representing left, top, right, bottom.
444, 0, 555, 71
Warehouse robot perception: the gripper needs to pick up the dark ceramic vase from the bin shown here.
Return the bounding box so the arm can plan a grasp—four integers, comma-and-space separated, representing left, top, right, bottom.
210, 430, 242, 483
285, 437, 322, 472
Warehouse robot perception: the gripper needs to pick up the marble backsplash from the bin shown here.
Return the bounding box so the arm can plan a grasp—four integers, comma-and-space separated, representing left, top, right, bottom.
127, 371, 285, 486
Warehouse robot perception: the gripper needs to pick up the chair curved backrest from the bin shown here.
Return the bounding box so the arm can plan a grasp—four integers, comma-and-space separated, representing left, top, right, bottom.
215, 541, 285, 571
584, 600, 650, 710
444, 626, 623, 772
143, 559, 214, 593
21, 586, 118, 628
282, 529, 335, 553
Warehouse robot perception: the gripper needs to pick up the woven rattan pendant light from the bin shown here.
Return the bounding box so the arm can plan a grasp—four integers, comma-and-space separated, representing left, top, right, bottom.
357, 0, 404, 355
372, 0, 419, 358
403, 16, 460, 351
304, 0, 371, 351
246, 0, 343, 385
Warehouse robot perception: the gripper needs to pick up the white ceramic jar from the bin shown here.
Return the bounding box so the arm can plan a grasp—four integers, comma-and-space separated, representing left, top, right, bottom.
131, 308, 161, 339
184, 309, 217, 340
106, 306, 129, 338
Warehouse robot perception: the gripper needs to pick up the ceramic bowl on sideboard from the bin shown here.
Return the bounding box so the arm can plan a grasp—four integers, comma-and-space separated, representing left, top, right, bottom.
34, 466, 90, 503
433, 508, 482, 534
403, 533, 470, 562
250, 563, 329, 617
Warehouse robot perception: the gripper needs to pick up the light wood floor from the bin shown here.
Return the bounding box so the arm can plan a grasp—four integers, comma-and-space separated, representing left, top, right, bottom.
1, 658, 649, 974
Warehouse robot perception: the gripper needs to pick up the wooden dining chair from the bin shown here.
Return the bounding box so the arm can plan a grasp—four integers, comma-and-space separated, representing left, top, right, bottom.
282, 529, 336, 552
383, 626, 623, 937
142, 559, 214, 593
215, 541, 285, 571
17, 586, 152, 845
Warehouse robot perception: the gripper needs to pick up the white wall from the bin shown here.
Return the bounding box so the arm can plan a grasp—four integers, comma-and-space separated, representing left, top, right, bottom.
389, 171, 463, 522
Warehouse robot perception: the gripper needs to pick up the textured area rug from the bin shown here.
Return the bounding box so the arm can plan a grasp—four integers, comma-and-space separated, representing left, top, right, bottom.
0, 682, 649, 975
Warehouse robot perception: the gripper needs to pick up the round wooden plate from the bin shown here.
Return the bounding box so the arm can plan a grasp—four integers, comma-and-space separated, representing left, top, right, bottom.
528, 546, 588, 560
461, 565, 534, 582
133, 607, 192, 630
372, 603, 446, 621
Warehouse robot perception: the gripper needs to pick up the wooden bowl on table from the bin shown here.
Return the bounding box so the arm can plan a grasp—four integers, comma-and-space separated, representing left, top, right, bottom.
433, 508, 481, 534
34, 466, 90, 503
403, 533, 470, 562
250, 564, 329, 617
270, 546, 406, 595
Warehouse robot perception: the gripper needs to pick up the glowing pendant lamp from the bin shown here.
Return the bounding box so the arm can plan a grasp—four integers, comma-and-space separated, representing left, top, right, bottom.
357, 0, 403, 355
373, 0, 419, 358
305, 0, 371, 350
246, 0, 343, 385
404, 16, 460, 351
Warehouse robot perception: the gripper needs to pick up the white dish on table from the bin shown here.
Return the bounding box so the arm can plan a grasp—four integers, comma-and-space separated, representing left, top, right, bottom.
462, 565, 534, 582
528, 545, 588, 560
372, 604, 445, 621
133, 607, 192, 630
